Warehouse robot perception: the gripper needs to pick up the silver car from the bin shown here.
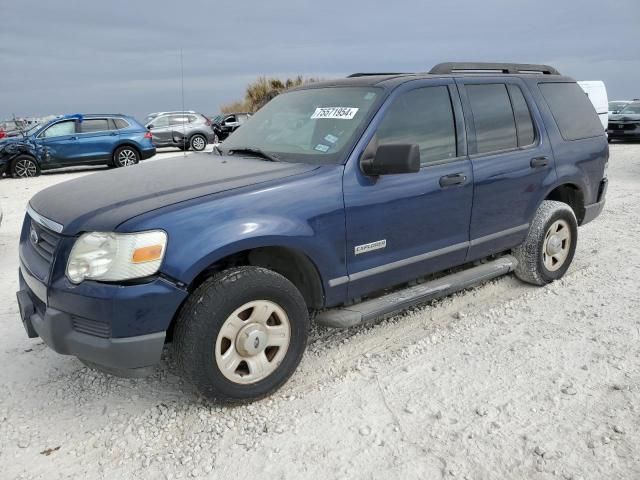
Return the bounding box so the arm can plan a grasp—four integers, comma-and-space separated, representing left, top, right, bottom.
144, 111, 216, 151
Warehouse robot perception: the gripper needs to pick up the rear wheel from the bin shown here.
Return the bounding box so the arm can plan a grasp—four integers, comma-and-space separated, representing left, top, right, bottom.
513, 200, 578, 285
113, 146, 139, 167
190, 134, 207, 151
173, 266, 309, 403
11, 155, 40, 178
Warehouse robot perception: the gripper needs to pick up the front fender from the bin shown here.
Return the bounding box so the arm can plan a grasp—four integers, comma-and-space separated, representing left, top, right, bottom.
164, 215, 322, 284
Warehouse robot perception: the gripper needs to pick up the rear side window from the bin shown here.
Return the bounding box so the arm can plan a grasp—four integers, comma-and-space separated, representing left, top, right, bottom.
467, 84, 517, 154
376, 86, 457, 165
539, 83, 604, 140
80, 119, 109, 133
114, 118, 129, 129
507, 85, 535, 146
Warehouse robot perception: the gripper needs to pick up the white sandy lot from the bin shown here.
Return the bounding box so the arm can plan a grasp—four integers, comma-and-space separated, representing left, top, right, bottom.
0, 145, 638, 479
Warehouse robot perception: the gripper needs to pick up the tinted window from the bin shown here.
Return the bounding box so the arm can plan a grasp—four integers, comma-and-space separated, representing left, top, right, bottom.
539, 83, 604, 140
376, 86, 457, 165
225, 115, 237, 123
114, 118, 129, 129
41, 120, 76, 138
80, 119, 109, 133
507, 85, 535, 146
467, 84, 517, 154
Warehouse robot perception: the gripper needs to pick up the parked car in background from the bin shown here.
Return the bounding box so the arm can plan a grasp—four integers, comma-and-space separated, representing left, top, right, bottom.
16, 62, 608, 403
212, 112, 251, 141
578, 81, 608, 130
608, 101, 640, 142
608, 100, 631, 115
0, 114, 155, 178
145, 111, 215, 151
0, 119, 29, 138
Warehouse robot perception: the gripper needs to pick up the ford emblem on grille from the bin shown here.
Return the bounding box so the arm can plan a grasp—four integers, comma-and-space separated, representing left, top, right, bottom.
29, 227, 39, 246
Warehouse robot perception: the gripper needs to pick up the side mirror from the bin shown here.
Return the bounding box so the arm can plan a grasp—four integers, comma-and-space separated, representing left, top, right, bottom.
360, 143, 420, 176
147, 124, 153, 129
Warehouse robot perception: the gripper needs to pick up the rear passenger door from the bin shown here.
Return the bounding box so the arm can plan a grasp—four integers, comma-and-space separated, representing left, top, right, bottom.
343, 80, 473, 299
457, 78, 557, 261
76, 118, 117, 162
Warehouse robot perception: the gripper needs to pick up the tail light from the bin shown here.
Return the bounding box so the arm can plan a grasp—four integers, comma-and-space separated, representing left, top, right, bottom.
0, 129, 5, 139
144, 131, 153, 139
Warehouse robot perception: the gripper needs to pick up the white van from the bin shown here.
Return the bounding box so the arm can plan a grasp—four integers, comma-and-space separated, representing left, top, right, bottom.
578, 81, 608, 130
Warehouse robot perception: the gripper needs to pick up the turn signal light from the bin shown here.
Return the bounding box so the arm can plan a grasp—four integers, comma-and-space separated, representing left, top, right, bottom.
132, 244, 164, 264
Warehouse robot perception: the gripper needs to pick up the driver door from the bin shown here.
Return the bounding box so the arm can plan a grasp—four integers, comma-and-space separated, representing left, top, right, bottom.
148, 115, 171, 145
37, 119, 79, 166
343, 80, 473, 299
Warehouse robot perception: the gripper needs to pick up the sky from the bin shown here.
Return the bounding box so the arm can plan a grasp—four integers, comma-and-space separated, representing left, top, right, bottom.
0, 0, 638, 122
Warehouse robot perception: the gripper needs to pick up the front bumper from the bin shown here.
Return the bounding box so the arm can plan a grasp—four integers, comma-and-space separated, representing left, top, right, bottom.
17, 257, 188, 370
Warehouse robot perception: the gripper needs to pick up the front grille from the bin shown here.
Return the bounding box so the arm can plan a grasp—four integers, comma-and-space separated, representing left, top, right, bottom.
71, 316, 111, 338
29, 219, 61, 264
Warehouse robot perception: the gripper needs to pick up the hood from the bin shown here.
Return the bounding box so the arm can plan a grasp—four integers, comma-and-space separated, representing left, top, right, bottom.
29, 154, 318, 235
609, 113, 640, 122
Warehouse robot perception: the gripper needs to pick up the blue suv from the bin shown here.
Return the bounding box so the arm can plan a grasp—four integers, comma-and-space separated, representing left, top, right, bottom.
0, 114, 155, 178
16, 63, 608, 403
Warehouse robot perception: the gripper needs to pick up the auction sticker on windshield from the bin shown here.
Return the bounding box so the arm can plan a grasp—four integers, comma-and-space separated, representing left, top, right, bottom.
311, 107, 359, 120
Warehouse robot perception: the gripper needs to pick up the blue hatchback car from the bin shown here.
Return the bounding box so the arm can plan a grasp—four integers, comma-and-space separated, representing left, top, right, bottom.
0, 114, 155, 178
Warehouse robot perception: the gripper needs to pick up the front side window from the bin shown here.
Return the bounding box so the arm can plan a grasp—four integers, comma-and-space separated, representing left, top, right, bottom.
221, 86, 382, 165
152, 116, 169, 128
80, 119, 109, 133
375, 86, 457, 166
467, 84, 517, 154
40, 120, 76, 138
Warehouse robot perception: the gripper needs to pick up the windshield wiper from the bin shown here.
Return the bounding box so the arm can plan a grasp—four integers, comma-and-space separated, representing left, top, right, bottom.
228, 148, 279, 162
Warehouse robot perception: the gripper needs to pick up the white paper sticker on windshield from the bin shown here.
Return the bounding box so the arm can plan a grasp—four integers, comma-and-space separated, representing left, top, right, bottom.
314, 144, 330, 152
324, 134, 339, 144
311, 107, 359, 120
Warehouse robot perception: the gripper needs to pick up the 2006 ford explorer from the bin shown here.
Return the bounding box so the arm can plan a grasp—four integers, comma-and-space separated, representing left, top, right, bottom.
17, 63, 608, 402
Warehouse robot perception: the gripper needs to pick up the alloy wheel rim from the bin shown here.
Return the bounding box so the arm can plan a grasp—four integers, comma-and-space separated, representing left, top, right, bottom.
15, 159, 37, 177
215, 300, 291, 384
118, 149, 136, 166
192, 136, 205, 151
542, 219, 571, 271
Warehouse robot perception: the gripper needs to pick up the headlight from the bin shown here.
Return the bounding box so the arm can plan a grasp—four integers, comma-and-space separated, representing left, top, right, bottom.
66, 230, 167, 284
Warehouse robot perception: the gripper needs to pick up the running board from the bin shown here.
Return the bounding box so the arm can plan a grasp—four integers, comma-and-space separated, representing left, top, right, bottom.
315, 256, 517, 328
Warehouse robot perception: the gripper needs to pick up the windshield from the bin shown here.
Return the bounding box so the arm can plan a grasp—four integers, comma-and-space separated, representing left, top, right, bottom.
619, 103, 640, 115
23, 124, 41, 136
221, 86, 383, 164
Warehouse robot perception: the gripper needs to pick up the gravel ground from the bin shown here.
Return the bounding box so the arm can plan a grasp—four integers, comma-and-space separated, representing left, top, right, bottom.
0, 145, 638, 480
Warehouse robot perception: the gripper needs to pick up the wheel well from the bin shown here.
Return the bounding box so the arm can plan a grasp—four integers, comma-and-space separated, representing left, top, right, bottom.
188, 247, 325, 309
545, 184, 585, 224
113, 143, 141, 159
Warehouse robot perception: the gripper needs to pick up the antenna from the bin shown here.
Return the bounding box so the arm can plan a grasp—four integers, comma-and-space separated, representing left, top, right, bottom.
180, 49, 186, 158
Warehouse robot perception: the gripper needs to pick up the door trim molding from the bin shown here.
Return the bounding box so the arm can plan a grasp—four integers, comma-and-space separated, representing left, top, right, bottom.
328, 223, 529, 287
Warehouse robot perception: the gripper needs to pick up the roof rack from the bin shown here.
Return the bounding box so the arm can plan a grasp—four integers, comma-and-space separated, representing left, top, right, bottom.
429, 62, 560, 75
347, 72, 408, 78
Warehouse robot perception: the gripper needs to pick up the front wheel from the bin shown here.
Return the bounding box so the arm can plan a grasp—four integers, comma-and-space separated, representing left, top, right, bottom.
173, 266, 309, 403
11, 155, 40, 178
190, 134, 207, 151
113, 146, 139, 167
513, 200, 578, 285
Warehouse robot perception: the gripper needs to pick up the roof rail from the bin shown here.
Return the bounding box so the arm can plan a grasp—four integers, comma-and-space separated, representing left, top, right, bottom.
429, 62, 560, 75
347, 72, 408, 78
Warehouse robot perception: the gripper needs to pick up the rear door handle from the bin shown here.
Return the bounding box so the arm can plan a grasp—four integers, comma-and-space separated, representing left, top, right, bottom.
530, 156, 549, 168
439, 173, 467, 188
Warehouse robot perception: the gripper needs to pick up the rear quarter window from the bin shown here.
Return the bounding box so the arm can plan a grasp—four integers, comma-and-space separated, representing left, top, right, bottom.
539, 82, 604, 141
114, 118, 130, 129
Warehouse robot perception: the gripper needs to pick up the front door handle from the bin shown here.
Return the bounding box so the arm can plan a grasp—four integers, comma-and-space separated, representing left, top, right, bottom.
530, 156, 549, 168
439, 173, 467, 188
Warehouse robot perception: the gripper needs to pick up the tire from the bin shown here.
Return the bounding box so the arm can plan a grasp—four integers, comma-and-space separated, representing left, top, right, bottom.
190, 134, 207, 151
113, 146, 140, 167
11, 155, 40, 178
513, 200, 578, 286
173, 266, 309, 403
